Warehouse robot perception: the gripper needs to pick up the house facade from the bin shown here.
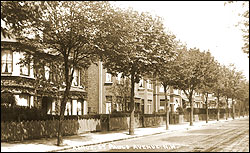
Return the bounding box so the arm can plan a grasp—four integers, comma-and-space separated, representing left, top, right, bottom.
86, 62, 186, 114
1, 35, 88, 115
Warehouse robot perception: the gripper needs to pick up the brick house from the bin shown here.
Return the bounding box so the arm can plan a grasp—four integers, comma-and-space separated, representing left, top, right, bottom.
1, 35, 88, 115
86, 61, 186, 114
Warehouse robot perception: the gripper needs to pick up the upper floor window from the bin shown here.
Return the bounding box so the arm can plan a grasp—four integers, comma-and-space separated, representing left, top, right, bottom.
1, 50, 13, 74
106, 72, 112, 83
20, 53, 30, 76
72, 68, 80, 86
44, 65, 50, 80
117, 73, 122, 84
139, 79, 144, 88
160, 84, 164, 92
147, 80, 152, 89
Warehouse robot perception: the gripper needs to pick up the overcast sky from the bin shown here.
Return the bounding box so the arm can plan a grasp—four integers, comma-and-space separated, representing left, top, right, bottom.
111, 1, 249, 80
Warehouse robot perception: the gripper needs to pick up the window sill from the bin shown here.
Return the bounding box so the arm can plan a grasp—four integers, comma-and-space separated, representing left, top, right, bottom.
147, 89, 153, 92
1, 73, 12, 76
104, 82, 113, 85
138, 88, 145, 91
20, 74, 30, 76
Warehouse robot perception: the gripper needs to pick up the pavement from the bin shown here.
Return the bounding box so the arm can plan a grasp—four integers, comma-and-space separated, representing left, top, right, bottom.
1, 117, 244, 152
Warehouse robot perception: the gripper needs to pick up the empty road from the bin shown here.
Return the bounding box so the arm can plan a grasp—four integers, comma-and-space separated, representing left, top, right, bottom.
62, 117, 249, 152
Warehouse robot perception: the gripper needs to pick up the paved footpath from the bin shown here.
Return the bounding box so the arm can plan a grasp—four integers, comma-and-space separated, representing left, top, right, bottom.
1, 117, 247, 152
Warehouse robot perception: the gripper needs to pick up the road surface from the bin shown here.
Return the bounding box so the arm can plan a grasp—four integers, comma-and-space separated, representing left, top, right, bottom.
61, 117, 249, 152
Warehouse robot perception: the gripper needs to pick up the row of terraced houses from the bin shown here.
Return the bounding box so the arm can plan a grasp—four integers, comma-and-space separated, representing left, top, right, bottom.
1, 34, 235, 115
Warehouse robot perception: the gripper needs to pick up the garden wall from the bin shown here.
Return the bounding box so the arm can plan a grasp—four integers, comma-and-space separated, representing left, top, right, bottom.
1, 114, 164, 142
1, 118, 102, 142
1, 112, 235, 142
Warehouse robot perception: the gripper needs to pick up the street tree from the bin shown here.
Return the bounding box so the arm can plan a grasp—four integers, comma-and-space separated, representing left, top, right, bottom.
221, 65, 233, 120
235, 79, 249, 117
152, 37, 179, 130
227, 64, 244, 119
5, 1, 116, 145
172, 48, 217, 126
212, 64, 225, 121
238, 80, 249, 117
198, 51, 220, 123
96, 7, 173, 134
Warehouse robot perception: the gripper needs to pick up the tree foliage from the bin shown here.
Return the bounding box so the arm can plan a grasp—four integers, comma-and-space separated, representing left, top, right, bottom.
172, 47, 219, 125
225, 1, 249, 57
96, 7, 175, 134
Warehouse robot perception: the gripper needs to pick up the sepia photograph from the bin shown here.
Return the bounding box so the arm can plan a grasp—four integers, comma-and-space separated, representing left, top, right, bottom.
1, 1, 249, 152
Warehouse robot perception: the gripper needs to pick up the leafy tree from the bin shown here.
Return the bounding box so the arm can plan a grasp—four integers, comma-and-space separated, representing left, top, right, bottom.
212, 64, 225, 121
227, 64, 244, 119
220, 64, 244, 120
237, 80, 249, 117
172, 48, 217, 126
198, 51, 220, 123
225, 1, 249, 57
1, 1, 44, 38
153, 37, 179, 130
97, 7, 172, 134
3, 1, 116, 145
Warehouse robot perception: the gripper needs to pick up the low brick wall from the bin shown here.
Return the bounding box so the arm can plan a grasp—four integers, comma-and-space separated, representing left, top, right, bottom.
169, 114, 184, 124
1, 118, 101, 142
1, 114, 162, 142
143, 116, 164, 127
77, 118, 101, 133
183, 114, 199, 122
3, 112, 232, 142
109, 117, 129, 131
197, 113, 228, 121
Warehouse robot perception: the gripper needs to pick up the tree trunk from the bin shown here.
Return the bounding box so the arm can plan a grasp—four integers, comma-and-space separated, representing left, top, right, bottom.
232, 98, 235, 119
164, 85, 169, 130
205, 92, 208, 123
217, 91, 220, 121
129, 71, 135, 135
226, 97, 229, 120
189, 94, 193, 126
57, 58, 71, 146
57, 87, 70, 146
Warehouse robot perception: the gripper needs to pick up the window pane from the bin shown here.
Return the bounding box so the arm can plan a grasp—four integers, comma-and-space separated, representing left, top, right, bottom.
72, 69, 79, 86
1, 63, 6, 73
65, 101, 72, 115
147, 80, 152, 89
20, 65, 29, 75
106, 73, 112, 82
44, 66, 50, 80
160, 85, 164, 92
7, 63, 12, 73
1, 50, 13, 73
106, 102, 111, 114
77, 101, 82, 115
18, 94, 30, 107
117, 73, 122, 84
139, 79, 143, 88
